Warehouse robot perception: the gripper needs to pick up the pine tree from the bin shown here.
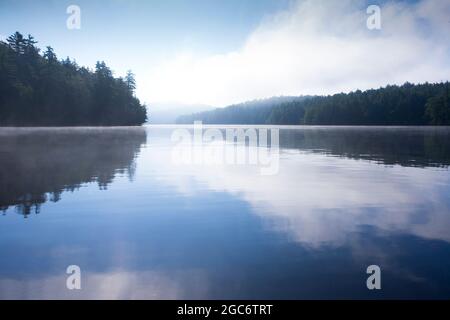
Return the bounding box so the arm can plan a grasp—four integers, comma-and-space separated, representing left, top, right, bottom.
0, 32, 147, 126
125, 70, 136, 93
7, 32, 26, 54
43, 46, 57, 63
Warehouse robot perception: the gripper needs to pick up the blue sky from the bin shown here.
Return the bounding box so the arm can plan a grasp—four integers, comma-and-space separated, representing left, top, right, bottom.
1, 0, 449, 107
0, 0, 290, 81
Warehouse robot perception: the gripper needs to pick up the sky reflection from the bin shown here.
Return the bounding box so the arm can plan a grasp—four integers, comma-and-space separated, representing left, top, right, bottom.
1, 126, 450, 299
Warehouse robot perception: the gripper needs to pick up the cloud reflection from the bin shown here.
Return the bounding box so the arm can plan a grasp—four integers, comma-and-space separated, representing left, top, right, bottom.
0, 269, 208, 300
145, 128, 450, 247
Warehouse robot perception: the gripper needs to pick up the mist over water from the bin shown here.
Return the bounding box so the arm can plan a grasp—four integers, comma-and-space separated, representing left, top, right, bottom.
1, 126, 450, 299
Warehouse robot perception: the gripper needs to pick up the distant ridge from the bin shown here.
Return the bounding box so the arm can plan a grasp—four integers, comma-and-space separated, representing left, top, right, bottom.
176, 82, 450, 126
176, 96, 311, 125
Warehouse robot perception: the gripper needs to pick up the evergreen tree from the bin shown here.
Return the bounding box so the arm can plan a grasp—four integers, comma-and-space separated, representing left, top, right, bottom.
425, 82, 450, 125
7, 32, 26, 54
43, 46, 57, 63
125, 70, 136, 93
177, 83, 450, 126
0, 32, 147, 126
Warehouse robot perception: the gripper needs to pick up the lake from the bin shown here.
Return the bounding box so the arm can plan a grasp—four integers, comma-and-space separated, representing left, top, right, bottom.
1, 125, 450, 299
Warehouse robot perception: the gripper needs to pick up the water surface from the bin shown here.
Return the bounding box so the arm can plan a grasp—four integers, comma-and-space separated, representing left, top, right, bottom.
1, 126, 450, 299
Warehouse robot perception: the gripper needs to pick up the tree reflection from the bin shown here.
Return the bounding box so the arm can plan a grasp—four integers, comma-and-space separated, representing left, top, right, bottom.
278, 127, 450, 168
0, 128, 146, 217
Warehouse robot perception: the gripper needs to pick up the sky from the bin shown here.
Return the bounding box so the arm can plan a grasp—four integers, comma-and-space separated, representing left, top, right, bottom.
1, 0, 449, 107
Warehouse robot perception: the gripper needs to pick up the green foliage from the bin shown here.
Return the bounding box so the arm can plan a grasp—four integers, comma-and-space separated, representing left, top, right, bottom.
176, 96, 310, 124
177, 83, 450, 126
0, 32, 147, 126
125, 70, 136, 92
302, 83, 447, 125
425, 82, 450, 125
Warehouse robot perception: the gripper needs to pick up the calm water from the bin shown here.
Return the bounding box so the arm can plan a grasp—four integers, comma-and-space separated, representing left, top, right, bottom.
1, 126, 450, 299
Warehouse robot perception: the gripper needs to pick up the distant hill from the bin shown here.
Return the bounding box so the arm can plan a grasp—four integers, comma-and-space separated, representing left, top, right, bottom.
176, 96, 311, 124
176, 83, 450, 126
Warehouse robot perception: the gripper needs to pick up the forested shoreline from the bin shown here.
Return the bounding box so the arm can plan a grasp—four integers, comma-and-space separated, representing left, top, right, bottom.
177, 82, 450, 126
1, 31, 449, 127
0, 32, 147, 126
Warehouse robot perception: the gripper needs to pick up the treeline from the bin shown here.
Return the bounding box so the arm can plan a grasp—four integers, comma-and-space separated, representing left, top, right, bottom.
177, 82, 450, 125
0, 32, 147, 126
176, 96, 310, 124
302, 82, 449, 125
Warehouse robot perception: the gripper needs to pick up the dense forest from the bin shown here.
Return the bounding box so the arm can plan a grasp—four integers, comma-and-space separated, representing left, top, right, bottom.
177, 82, 450, 126
176, 96, 310, 124
0, 32, 147, 126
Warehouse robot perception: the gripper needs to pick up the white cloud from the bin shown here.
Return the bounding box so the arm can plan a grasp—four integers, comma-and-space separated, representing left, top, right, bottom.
140, 0, 450, 107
